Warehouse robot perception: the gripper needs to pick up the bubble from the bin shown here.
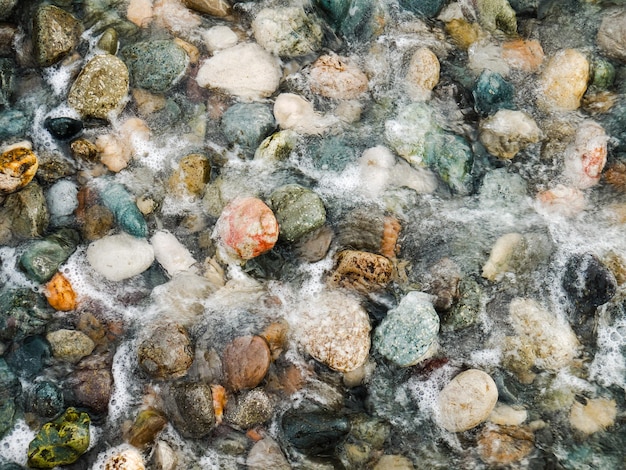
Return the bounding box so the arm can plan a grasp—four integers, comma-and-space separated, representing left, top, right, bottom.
0, 419, 37, 466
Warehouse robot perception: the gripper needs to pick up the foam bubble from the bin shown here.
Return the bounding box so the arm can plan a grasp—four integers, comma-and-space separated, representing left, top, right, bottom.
108, 341, 142, 425
0, 419, 36, 466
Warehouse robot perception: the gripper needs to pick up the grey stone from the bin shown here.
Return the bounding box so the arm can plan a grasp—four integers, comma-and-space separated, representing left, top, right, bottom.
221, 103, 276, 155
33, 5, 82, 67
122, 40, 189, 93
269, 184, 326, 242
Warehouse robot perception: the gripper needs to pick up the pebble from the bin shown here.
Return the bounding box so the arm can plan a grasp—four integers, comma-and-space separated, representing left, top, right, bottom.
43, 117, 84, 141
183, 0, 231, 17
562, 120, 608, 189
569, 397, 617, 435
254, 130, 298, 162
68, 358, 113, 413
538, 49, 589, 112
536, 185, 586, 217
475, 0, 517, 35
309, 53, 369, 99
68, 54, 130, 120
328, 249, 393, 293
126, 0, 153, 28
0, 144, 38, 195
225, 388, 273, 429
298, 291, 371, 373
222, 335, 271, 391
488, 403, 527, 426
247, 437, 291, 470
0, 288, 51, 342
281, 407, 350, 457
5, 335, 51, 379
472, 70, 514, 116
405, 47, 440, 100
597, 9, 626, 63
437, 369, 498, 432
122, 40, 189, 93
81, 205, 114, 241
86, 233, 154, 281
273, 93, 338, 135
19, 228, 80, 283
479, 109, 542, 160
213, 197, 279, 261
137, 324, 193, 380
103, 446, 145, 470
202, 25, 238, 52
481, 232, 525, 281
196, 43, 281, 100
125, 408, 167, 450
150, 230, 196, 277
269, 184, 326, 242
220, 103, 276, 154
25, 381, 64, 420
0, 0, 16, 21
33, 5, 83, 67
70, 138, 99, 164
97, 28, 119, 55
477, 424, 534, 465
253, 7, 323, 57
373, 455, 415, 470
46, 329, 95, 364
98, 181, 148, 238
163, 381, 215, 438
373, 292, 439, 367
501, 39, 544, 72
46, 179, 79, 224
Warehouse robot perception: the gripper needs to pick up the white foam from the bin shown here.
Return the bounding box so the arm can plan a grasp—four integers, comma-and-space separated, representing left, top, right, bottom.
108, 340, 142, 425
0, 419, 36, 466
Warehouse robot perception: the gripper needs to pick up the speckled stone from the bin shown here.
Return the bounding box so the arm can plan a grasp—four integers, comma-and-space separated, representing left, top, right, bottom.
46, 329, 95, 364
0, 145, 38, 195
122, 40, 189, 93
374, 292, 439, 367
329, 250, 393, 292
225, 388, 273, 429
269, 184, 326, 242
253, 7, 323, 58
33, 5, 83, 67
19, 228, 80, 283
538, 49, 589, 112
221, 103, 276, 154
137, 324, 193, 380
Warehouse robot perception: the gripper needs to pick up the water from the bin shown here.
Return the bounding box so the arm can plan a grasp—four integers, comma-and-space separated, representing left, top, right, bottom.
2, 0, 626, 468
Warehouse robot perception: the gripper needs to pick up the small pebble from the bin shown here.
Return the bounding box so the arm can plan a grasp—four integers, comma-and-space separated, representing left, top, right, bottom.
222, 335, 271, 391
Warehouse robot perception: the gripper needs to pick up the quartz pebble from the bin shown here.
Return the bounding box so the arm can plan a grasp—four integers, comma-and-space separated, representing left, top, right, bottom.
202, 25, 238, 52
253, 7, 323, 58
87, 233, 154, 281
538, 49, 589, 112
273, 93, 338, 135
479, 110, 542, 160
437, 369, 498, 432
562, 120, 608, 190
405, 47, 440, 100
150, 230, 196, 277
569, 397, 617, 434
502, 39, 544, 72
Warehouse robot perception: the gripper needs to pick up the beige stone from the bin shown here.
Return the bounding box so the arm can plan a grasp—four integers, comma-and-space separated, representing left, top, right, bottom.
538, 49, 589, 111
502, 39, 544, 72
405, 48, 440, 100
309, 54, 369, 99
127, 0, 153, 27
570, 398, 617, 434
479, 109, 542, 160
373, 455, 415, 470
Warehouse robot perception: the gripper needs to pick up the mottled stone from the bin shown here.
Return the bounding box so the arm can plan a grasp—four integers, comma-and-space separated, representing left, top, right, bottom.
477, 425, 534, 465
163, 382, 215, 438
309, 53, 369, 99
122, 40, 189, 93
247, 438, 291, 470
126, 408, 167, 449
81, 205, 114, 241
137, 324, 193, 380
253, 7, 323, 58
26, 381, 64, 420
0, 0, 17, 21
102, 446, 145, 470
399, 0, 444, 17
221, 103, 276, 154
479, 110, 542, 160
373, 455, 415, 470
473, 70, 514, 116
374, 292, 439, 367
282, 407, 350, 457
70, 139, 99, 164
68, 54, 130, 120
269, 184, 326, 242
98, 182, 148, 238
33, 5, 82, 67
46, 329, 95, 364
562, 120, 608, 190
569, 398, 616, 435
0, 358, 19, 439
168, 153, 210, 197
597, 9, 626, 63
225, 388, 273, 429
5, 335, 51, 379
475, 0, 517, 35
538, 49, 589, 111
0, 288, 51, 342
502, 39, 544, 72
254, 130, 298, 162
69, 363, 113, 414
0, 109, 28, 140
405, 48, 440, 100
19, 228, 80, 283
223, 335, 271, 391
329, 250, 393, 292
97, 28, 118, 55
0, 145, 38, 195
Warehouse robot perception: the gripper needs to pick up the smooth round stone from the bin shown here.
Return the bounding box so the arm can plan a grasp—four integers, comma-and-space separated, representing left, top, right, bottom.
328, 250, 393, 293
299, 291, 371, 373
309, 54, 369, 99
46, 329, 95, 364
46, 179, 79, 219
19, 228, 80, 283
247, 438, 291, 470
399, 0, 444, 17
538, 49, 589, 111
0, 289, 51, 342
86, 233, 154, 282
273, 92, 338, 135
26, 382, 64, 419
569, 398, 616, 435
97, 28, 118, 55
183, 0, 231, 16
68, 54, 130, 120
479, 109, 542, 160
33, 5, 82, 67
122, 40, 189, 93
0, 145, 38, 195
225, 388, 273, 429
213, 197, 279, 260
281, 407, 350, 457
473, 70, 514, 116
163, 382, 215, 438
253, 7, 323, 58
27, 408, 91, 469
269, 184, 326, 242
98, 182, 148, 238
374, 292, 439, 367
137, 324, 193, 380
202, 25, 238, 52
126, 408, 167, 449
563, 120, 608, 189
222, 335, 271, 391
405, 47, 440, 100
590, 57, 615, 90
168, 153, 211, 197
44, 117, 83, 141
437, 369, 498, 432
502, 39, 544, 72
597, 9, 626, 63
475, 0, 517, 35
196, 43, 281, 100
254, 130, 298, 162
221, 103, 276, 153
81, 205, 114, 241
150, 231, 196, 277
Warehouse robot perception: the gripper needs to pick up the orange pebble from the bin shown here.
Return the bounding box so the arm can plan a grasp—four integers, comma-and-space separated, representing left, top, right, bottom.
246, 428, 263, 442
502, 39, 544, 73
44, 272, 77, 311
380, 216, 401, 259
211, 384, 227, 425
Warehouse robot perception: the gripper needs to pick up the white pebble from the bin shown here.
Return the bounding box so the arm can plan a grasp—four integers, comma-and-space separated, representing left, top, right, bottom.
151, 230, 196, 277
86, 232, 155, 282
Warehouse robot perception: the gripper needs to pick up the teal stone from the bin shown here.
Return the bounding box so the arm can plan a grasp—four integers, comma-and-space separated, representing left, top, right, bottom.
315, 0, 375, 40
0, 289, 51, 342
590, 57, 615, 90
27, 408, 91, 469
312, 135, 359, 171
0, 109, 28, 140
0, 358, 19, 440
26, 382, 65, 419
374, 291, 440, 367
424, 133, 474, 195
384, 102, 441, 165
99, 182, 148, 238
5, 336, 51, 379
0, 464, 26, 470
472, 70, 515, 116
399, 0, 445, 17
221, 103, 276, 155
122, 40, 189, 93
19, 228, 80, 283
315, 0, 350, 26
269, 184, 326, 242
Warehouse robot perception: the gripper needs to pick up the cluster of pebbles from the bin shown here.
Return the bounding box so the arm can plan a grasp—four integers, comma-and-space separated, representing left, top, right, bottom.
1, 0, 626, 468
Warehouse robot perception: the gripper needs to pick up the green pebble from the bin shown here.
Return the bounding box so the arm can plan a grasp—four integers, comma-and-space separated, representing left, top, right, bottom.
19, 228, 80, 283
269, 184, 326, 242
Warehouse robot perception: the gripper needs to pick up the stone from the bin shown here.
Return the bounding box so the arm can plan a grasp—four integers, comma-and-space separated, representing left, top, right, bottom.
127, 0, 153, 27
562, 120, 608, 190
385, 102, 439, 162
150, 272, 220, 322
70, 139, 99, 164
473, 70, 514, 116
374, 292, 439, 367
97, 28, 119, 55
27, 408, 91, 469
19, 228, 80, 283
423, 133, 474, 195
220, 103, 276, 154
590, 57, 615, 90
281, 407, 350, 457
0, 288, 51, 342
0, 145, 38, 195
399, 0, 444, 17
102, 446, 145, 470
35, 151, 77, 184
44, 272, 77, 311
196, 43, 281, 100
137, 324, 193, 380
444, 18, 485, 50
273, 93, 338, 135
479, 110, 542, 160
295, 225, 334, 262
223, 335, 271, 391
213, 197, 279, 260
269, 184, 326, 242
423, 258, 461, 312
122, 40, 189, 93
254, 130, 298, 162
81, 205, 114, 241
183, 0, 231, 17
488, 404, 527, 426
0, 109, 28, 140
150, 230, 196, 277
298, 291, 371, 372
329, 250, 393, 292
569, 398, 617, 434
597, 9, 626, 63
126, 408, 167, 449
202, 25, 238, 52
536, 185, 586, 217
168, 153, 210, 198
43, 117, 83, 141
373, 455, 415, 470
0, 358, 19, 439
5, 335, 51, 379
225, 388, 273, 429
247, 438, 291, 470
0, 0, 16, 21
0, 26, 16, 57
502, 39, 544, 72
481, 232, 525, 281
46, 329, 95, 364
477, 424, 534, 465
538, 49, 589, 112
437, 369, 498, 432
443, 277, 483, 331
46, 179, 79, 225
87, 233, 154, 281
163, 382, 215, 438
475, 0, 517, 35
26, 381, 64, 420
309, 53, 369, 99
68, 361, 113, 414
98, 181, 148, 238
68, 54, 130, 120
33, 5, 82, 67
405, 48, 440, 100
253, 7, 323, 58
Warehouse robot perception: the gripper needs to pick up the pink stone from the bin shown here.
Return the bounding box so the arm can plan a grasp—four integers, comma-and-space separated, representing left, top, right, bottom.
214, 197, 279, 260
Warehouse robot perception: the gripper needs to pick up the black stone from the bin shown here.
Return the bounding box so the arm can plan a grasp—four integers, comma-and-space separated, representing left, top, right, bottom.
5, 336, 51, 379
281, 408, 350, 457
26, 382, 65, 419
44, 117, 84, 141
562, 253, 617, 315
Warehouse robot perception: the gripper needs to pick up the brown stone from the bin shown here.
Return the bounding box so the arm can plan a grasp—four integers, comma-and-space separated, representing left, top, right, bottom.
168, 153, 211, 198
222, 335, 271, 391
81, 205, 114, 241
477, 424, 535, 465
182, 0, 231, 17
425, 258, 461, 312
260, 321, 288, 360
0, 24, 16, 57
502, 39, 544, 73
0, 145, 38, 195
137, 324, 194, 380
70, 354, 114, 413
125, 408, 168, 449
309, 53, 369, 99
77, 312, 107, 346
328, 250, 393, 292
70, 139, 99, 164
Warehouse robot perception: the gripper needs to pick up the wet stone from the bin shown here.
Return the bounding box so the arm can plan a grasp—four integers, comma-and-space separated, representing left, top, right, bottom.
225, 388, 273, 429
98, 182, 147, 238
19, 228, 80, 283
163, 382, 215, 438
183, 0, 231, 17
0, 181, 49, 244
309, 53, 369, 100
138, 324, 193, 380
5, 335, 51, 379
81, 205, 114, 241
269, 184, 326, 242
33, 5, 82, 67
247, 438, 291, 470
122, 40, 189, 93
475, 0, 517, 35
97, 28, 119, 55
399, 0, 445, 17
222, 335, 271, 391
0, 288, 51, 342
281, 407, 350, 457
597, 9, 626, 64
0, 109, 28, 140
0, 0, 16, 21
220, 103, 276, 154
168, 153, 211, 198
253, 7, 323, 58
70, 138, 99, 164
0, 358, 19, 439
477, 424, 535, 465
69, 362, 113, 414
538, 49, 589, 112
479, 109, 542, 160
44, 117, 83, 141
46, 329, 95, 364
0, 145, 38, 195
329, 249, 393, 293
125, 408, 167, 450
26, 382, 65, 420
473, 70, 514, 116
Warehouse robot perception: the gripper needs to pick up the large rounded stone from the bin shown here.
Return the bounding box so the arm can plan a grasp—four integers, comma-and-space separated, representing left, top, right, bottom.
19, 228, 80, 283
86, 233, 154, 282
183, 0, 231, 17
98, 182, 148, 238
479, 110, 542, 160
538, 49, 589, 111
33, 5, 83, 67
137, 324, 193, 380
221, 103, 276, 153
269, 184, 326, 242
222, 335, 271, 391
68, 54, 130, 120
122, 40, 189, 93
309, 54, 369, 99
281, 407, 350, 457
0, 0, 17, 21
163, 382, 215, 438
46, 329, 95, 364
253, 7, 323, 58
0, 181, 48, 243
0, 145, 38, 195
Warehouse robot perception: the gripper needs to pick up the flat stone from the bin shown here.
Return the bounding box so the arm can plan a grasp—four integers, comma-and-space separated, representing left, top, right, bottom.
33, 5, 83, 67
86, 233, 154, 282
281, 407, 350, 457
183, 0, 231, 17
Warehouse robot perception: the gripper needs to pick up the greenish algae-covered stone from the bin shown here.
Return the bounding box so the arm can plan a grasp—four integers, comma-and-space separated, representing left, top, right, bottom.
122, 40, 189, 93
374, 291, 440, 367
312, 135, 359, 171
254, 130, 298, 162
399, 0, 445, 17
269, 184, 326, 242
253, 7, 323, 58
314, 0, 377, 40
0, 109, 29, 140
26, 382, 65, 419
472, 70, 515, 116
19, 228, 80, 283
424, 133, 474, 195
99, 182, 148, 238
96, 27, 118, 55
590, 57, 615, 90
27, 407, 91, 469
475, 0, 517, 35
33, 5, 83, 67
0, 289, 51, 342
221, 103, 276, 154
442, 277, 483, 332
282, 407, 350, 457
384, 102, 440, 164
68, 54, 129, 120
